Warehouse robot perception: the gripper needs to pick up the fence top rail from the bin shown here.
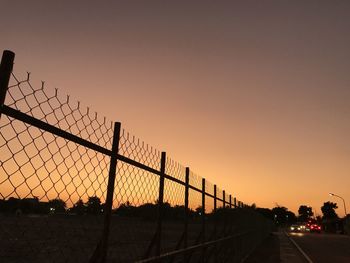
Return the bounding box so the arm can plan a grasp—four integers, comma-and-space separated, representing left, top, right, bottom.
1, 56, 244, 207
2, 102, 239, 206
2, 105, 112, 156
5, 71, 115, 149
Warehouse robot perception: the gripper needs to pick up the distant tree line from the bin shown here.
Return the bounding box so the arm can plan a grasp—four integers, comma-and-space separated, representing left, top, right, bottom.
0, 196, 251, 221
114, 201, 265, 222
114, 201, 204, 220
1, 196, 348, 233
253, 201, 350, 234
0, 196, 104, 215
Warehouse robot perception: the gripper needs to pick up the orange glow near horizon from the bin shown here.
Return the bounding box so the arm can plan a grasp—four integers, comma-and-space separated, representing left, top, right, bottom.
1, 1, 350, 216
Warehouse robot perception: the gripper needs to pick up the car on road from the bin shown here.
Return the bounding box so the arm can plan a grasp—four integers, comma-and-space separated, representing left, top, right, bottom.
309, 223, 321, 233
290, 224, 304, 232
290, 224, 301, 232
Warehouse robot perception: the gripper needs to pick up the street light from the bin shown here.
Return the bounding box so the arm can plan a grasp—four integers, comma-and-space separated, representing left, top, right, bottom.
329, 193, 347, 217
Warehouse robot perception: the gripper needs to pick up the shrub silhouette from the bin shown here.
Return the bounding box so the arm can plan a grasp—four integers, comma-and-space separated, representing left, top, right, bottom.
115, 201, 196, 221
86, 196, 103, 214
48, 198, 66, 213
70, 199, 86, 215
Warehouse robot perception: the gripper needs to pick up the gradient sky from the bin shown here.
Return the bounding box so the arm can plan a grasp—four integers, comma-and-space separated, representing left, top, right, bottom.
1, 0, 350, 215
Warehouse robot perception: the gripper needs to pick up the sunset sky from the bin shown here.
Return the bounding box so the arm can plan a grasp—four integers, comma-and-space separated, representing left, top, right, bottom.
1, 1, 350, 215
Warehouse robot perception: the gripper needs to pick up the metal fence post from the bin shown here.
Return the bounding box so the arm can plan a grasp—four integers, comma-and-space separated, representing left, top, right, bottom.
213, 184, 217, 262
0, 50, 15, 119
229, 195, 232, 236
184, 168, 190, 248
143, 152, 166, 260
201, 178, 206, 262
213, 185, 217, 239
234, 197, 237, 208
156, 151, 166, 256
222, 190, 227, 240
223, 191, 226, 208
214, 184, 217, 221
184, 167, 190, 261
89, 121, 121, 263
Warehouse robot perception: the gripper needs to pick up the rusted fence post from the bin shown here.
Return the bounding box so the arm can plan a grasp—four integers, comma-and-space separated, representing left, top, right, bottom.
0, 50, 15, 119
156, 151, 167, 256
89, 121, 121, 263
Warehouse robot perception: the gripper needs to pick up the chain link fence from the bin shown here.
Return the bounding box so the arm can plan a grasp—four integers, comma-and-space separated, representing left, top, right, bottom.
0, 50, 273, 263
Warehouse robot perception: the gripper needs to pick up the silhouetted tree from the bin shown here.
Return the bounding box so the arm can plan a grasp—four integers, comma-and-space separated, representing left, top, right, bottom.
195, 206, 203, 216
115, 201, 135, 216
286, 211, 297, 224
316, 215, 322, 224
272, 206, 296, 225
115, 201, 196, 220
256, 208, 274, 220
71, 199, 86, 215
6, 197, 20, 213
137, 203, 157, 220
298, 205, 313, 222
48, 198, 66, 213
321, 202, 338, 219
169, 205, 196, 219
87, 196, 102, 214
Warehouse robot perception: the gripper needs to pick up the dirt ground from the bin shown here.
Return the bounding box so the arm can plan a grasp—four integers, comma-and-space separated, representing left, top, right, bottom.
0, 212, 271, 263
244, 233, 280, 263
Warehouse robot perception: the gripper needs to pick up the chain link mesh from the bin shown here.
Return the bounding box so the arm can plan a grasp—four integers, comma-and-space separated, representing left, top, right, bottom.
1, 72, 113, 262
6, 72, 114, 149
119, 129, 161, 170
109, 161, 159, 262
0, 67, 271, 263
165, 157, 186, 183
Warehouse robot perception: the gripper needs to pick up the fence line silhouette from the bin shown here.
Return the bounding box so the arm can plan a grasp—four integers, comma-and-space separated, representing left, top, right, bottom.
0, 50, 273, 263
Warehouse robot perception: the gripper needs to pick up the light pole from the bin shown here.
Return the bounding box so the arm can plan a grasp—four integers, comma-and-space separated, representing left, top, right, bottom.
329, 193, 347, 217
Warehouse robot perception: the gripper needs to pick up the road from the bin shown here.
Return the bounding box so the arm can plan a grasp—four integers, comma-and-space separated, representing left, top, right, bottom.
288, 232, 350, 263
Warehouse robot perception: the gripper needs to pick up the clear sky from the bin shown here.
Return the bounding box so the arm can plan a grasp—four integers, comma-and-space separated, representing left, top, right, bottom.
1, 0, 350, 215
